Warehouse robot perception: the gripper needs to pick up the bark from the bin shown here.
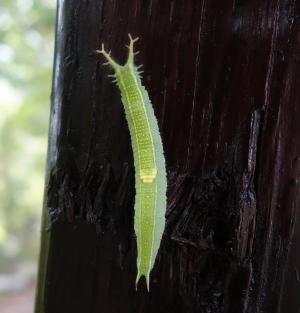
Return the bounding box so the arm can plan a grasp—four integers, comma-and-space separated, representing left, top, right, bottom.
35, 1, 300, 313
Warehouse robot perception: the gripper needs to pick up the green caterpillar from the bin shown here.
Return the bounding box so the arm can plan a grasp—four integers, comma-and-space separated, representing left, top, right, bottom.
97, 35, 167, 290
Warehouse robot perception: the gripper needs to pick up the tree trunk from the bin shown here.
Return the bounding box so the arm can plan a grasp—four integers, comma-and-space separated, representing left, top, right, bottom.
35, 1, 300, 312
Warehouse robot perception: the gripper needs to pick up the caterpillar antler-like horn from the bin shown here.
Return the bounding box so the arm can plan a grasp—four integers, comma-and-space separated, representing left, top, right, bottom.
127, 34, 139, 65
96, 43, 121, 70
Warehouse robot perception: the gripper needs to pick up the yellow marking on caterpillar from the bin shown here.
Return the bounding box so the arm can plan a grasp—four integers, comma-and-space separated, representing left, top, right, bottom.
140, 168, 157, 183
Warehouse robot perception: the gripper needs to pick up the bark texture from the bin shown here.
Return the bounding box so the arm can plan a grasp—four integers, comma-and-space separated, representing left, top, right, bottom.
37, 1, 300, 312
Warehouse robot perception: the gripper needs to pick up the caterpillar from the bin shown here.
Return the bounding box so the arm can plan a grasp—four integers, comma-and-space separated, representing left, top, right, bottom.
97, 35, 167, 290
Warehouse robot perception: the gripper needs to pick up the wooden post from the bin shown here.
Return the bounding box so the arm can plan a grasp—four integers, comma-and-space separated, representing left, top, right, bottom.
35, 1, 300, 312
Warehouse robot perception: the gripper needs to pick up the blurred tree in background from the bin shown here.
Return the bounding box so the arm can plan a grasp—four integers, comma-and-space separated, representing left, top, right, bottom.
0, 0, 55, 275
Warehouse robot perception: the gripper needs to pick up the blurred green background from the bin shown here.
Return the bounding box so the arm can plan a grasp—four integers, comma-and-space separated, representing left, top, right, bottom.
0, 0, 55, 308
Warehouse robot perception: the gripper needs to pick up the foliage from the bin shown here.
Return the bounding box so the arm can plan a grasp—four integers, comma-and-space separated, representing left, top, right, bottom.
0, 0, 55, 270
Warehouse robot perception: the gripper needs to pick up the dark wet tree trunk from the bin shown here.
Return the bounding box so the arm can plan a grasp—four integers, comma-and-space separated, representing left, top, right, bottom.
35, 1, 300, 313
